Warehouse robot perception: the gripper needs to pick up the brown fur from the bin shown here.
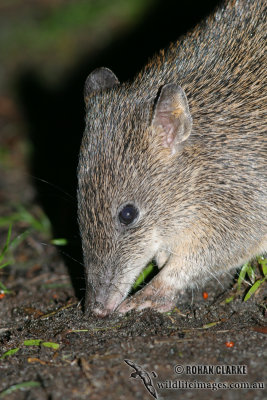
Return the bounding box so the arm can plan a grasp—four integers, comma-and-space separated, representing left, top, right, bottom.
78, 0, 267, 316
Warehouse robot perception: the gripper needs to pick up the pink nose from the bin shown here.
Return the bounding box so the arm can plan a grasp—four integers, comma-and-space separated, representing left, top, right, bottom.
90, 292, 124, 317
91, 306, 111, 318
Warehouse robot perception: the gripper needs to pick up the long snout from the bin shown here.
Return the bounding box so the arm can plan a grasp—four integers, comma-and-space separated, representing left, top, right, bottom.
86, 283, 126, 317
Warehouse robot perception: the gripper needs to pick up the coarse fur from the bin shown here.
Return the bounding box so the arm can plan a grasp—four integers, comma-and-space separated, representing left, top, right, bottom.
78, 0, 267, 316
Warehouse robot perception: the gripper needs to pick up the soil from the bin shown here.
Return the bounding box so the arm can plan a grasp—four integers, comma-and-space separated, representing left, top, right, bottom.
0, 1, 266, 399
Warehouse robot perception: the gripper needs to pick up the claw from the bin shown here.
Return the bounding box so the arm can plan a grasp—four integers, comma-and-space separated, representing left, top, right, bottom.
117, 286, 177, 314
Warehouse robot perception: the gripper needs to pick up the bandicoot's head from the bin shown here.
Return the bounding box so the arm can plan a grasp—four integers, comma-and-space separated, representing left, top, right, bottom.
77, 68, 192, 316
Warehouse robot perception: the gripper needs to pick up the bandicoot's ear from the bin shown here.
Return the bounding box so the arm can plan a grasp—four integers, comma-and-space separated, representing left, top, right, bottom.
152, 83, 192, 154
84, 67, 120, 105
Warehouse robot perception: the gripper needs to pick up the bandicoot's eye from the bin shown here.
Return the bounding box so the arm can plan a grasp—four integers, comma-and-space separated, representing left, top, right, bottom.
118, 204, 139, 226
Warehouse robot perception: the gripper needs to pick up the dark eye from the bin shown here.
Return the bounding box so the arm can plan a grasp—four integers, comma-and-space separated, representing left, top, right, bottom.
118, 204, 139, 226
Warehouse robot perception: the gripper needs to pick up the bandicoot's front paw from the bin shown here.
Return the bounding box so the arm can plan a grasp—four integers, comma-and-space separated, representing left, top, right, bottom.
117, 284, 177, 313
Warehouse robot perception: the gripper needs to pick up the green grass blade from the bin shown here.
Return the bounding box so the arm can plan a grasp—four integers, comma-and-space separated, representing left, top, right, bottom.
258, 256, 267, 276
0, 224, 12, 262
41, 341, 59, 350
244, 278, 266, 301
0, 381, 40, 398
246, 264, 255, 284
0, 282, 8, 291
0, 262, 11, 270
132, 263, 154, 290
237, 263, 250, 291
0, 347, 19, 360
9, 229, 31, 251
50, 238, 68, 246
23, 339, 42, 346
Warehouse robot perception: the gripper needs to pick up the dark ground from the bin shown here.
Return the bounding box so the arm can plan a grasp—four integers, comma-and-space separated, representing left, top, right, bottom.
0, 1, 266, 399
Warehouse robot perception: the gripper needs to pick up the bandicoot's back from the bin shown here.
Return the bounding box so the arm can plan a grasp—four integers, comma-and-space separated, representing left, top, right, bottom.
78, 0, 267, 316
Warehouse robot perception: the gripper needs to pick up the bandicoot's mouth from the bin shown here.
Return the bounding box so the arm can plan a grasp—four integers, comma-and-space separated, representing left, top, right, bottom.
91, 262, 159, 317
